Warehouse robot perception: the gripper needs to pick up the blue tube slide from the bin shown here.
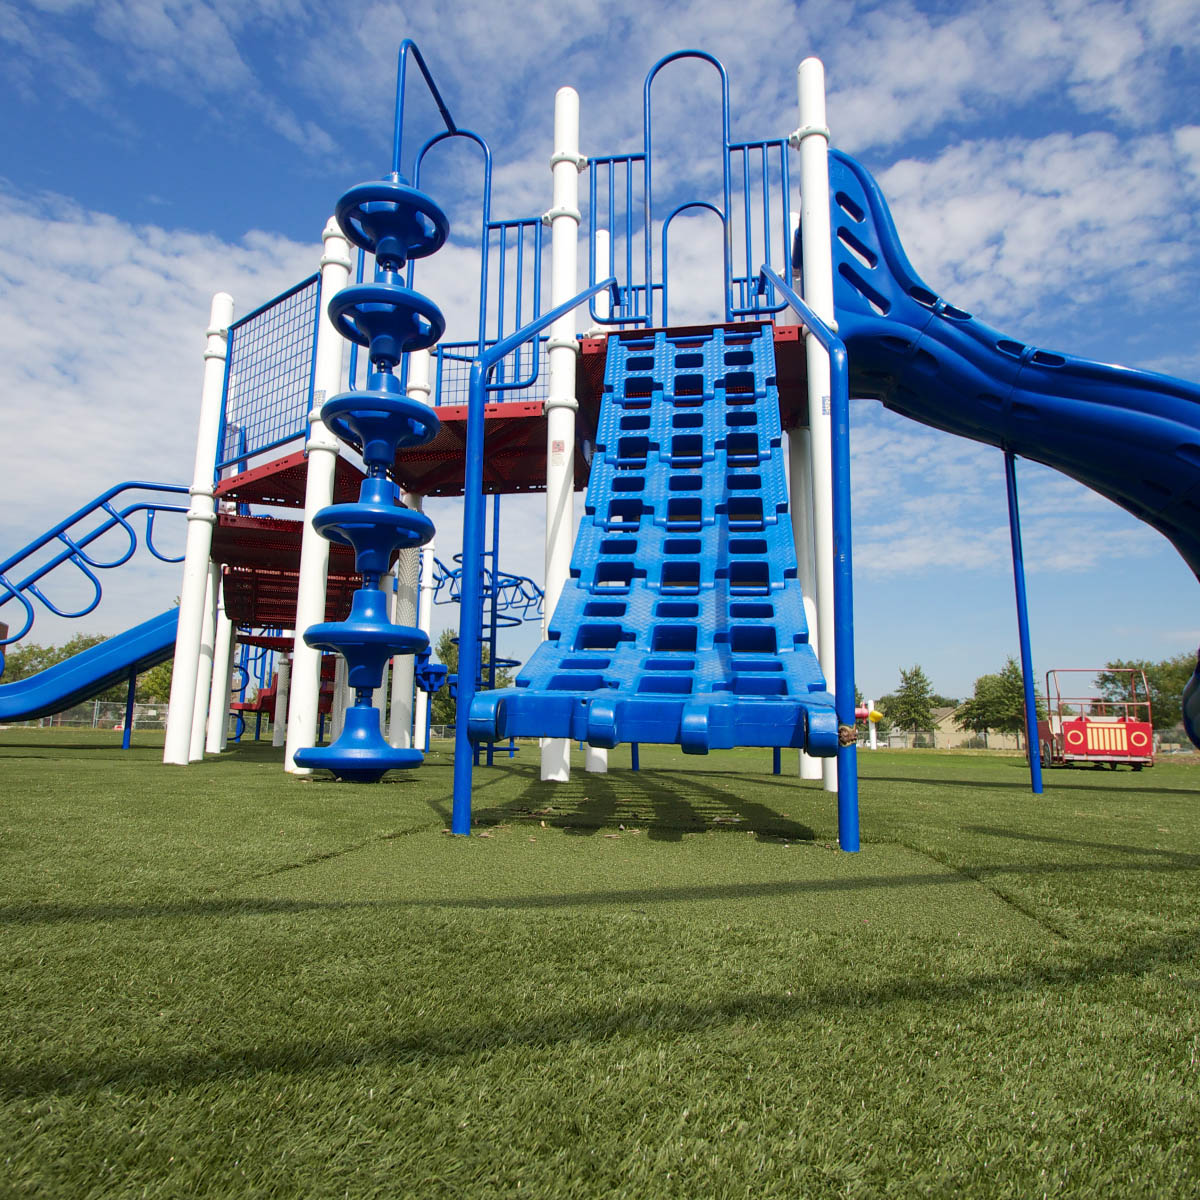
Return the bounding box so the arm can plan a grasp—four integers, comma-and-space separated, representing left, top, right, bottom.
827, 149, 1200, 583
0, 609, 178, 724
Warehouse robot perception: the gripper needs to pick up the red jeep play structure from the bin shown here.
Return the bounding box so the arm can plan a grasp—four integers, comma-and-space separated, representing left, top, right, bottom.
1038, 668, 1154, 771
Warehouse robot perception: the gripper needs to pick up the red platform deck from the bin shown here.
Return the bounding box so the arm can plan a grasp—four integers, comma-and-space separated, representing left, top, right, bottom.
209, 321, 807, 624
215, 450, 366, 509
211, 513, 362, 629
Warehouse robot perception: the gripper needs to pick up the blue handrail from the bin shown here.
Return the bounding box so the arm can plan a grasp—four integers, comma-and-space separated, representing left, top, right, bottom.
392, 40, 457, 177
452, 276, 619, 833
0, 482, 188, 649
757, 264, 860, 852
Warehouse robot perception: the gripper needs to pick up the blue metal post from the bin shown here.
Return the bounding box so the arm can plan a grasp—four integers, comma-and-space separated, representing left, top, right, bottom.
758, 265, 859, 851
1005, 451, 1044, 794
451, 278, 618, 834
122, 667, 136, 750
772, 747, 781, 775
631, 743, 640, 772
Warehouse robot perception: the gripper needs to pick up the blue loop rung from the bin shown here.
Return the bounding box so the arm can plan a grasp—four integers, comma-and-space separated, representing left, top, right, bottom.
328, 283, 446, 368
335, 176, 449, 264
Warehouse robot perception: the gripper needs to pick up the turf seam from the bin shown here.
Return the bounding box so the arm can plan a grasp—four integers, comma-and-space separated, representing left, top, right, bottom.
891, 836, 1072, 941
230, 822, 442, 886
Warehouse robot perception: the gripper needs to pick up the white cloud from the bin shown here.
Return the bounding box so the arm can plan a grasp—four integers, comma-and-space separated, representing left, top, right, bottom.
875, 129, 1200, 334
0, 183, 318, 640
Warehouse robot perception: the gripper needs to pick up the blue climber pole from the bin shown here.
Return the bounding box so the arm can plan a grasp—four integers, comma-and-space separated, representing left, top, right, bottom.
759, 265, 859, 851
451, 277, 618, 835
1005, 450, 1044, 794
293, 173, 447, 782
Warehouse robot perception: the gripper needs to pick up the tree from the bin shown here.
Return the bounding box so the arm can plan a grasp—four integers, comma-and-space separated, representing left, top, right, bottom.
137, 659, 173, 703
430, 628, 515, 727
1098, 653, 1195, 730
955, 657, 1045, 747
881, 664, 936, 735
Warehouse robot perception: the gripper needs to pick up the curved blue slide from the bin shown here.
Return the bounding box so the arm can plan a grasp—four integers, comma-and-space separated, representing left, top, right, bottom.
827, 149, 1200, 582
0, 609, 178, 724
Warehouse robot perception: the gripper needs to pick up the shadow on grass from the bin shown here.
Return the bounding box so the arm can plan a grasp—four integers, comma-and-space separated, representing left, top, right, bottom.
863, 775, 1035, 791
3, 926, 1197, 1101
3, 842, 1197, 928
472, 764, 817, 843
962, 825, 1200, 866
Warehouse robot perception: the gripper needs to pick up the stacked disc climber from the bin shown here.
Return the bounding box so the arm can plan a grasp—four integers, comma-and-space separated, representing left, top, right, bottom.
294, 174, 447, 782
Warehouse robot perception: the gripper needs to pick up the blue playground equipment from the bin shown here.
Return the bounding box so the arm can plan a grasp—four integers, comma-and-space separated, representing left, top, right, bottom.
825, 149, 1200, 581
0, 608, 178, 727
467, 322, 840, 755
0, 483, 187, 743
5, 40, 1200, 847
291, 170, 447, 780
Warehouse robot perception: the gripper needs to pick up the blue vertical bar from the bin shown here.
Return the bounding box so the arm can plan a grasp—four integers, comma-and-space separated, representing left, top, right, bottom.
451, 364, 487, 833
1005, 450, 1044, 794
122, 668, 136, 750
757, 265, 859, 850
772, 746, 781, 775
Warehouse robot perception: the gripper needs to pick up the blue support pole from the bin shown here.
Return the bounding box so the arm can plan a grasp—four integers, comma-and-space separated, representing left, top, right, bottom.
758, 266, 859, 851
631, 743, 640, 772
1005, 451, 1044, 794
451, 278, 619, 835
122, 667, 136, 750
772, 746, 781, 775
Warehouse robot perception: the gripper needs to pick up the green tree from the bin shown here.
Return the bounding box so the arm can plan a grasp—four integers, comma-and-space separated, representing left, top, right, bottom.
955, 657, 1045, 747
1098, 653, 1194, 729
137, 659, 173, 702
430, 628, 515, 727
881, 664, 936, 736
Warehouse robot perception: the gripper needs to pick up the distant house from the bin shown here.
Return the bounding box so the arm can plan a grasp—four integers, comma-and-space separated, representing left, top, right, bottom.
878, 706, 1024, 749
933, 705, 1022, 750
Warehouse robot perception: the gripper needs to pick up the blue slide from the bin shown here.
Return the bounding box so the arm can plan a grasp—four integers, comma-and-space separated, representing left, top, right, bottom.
827, 149, 1200, 582
0, 609, 178, 723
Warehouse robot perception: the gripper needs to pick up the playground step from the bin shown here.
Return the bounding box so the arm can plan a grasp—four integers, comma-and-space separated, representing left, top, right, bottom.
469, 322, 837, 756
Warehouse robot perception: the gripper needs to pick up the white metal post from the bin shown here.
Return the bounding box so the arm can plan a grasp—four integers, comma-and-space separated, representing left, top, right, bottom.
586, 229, 610, 338
788, 428, 825, 780
163, 292, 233, 765
415, 535, 436, 748
284, 219, 352, 773
541, 86, 585, 783
205, 589, 235, 754
389, 547, 419, 748
331, 655, 349, 740
796, 58, 838, 793
189, 563, 219, 761
390, 347, 432, 750
272, 646, 291, 748
867, 698, 878, 751
218, 629, 238, 751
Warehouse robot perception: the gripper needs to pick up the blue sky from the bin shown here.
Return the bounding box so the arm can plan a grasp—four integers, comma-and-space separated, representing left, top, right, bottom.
1, 0, 1198, 705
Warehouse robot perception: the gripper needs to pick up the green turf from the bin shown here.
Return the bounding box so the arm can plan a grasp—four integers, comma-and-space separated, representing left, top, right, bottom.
1, 730, 1198, 1197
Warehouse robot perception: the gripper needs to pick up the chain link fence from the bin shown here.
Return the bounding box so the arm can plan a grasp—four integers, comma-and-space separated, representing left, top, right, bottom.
1, 701, 168, 730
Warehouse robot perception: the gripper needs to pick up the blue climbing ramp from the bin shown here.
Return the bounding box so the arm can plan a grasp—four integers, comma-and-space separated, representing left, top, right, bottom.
469, 322, 838, 756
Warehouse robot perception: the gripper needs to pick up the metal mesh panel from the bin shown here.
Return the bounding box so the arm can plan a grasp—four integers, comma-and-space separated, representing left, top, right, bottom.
432, 339, 550, 407
218, 274, 320, 470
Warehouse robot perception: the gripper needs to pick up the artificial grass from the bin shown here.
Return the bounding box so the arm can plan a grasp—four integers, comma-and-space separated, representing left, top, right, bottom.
1, 731, 1198, 1197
